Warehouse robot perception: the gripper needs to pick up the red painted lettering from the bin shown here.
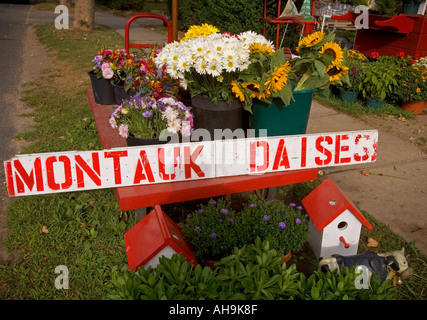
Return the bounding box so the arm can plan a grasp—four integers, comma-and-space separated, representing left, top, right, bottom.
184, 145, 205, 179
301, 137, 307, 168
13, 158, 44, 193
335, 134, 351, 164
273, 139, 290, 170
158, 147, 180, 180
75, 153, 101, 188
315, 136, 333, 165
104, 150, 128, 184
249, 141, 269, 172
354, 134, 370, 161
133, 150, 155, 183
46, 156, 72, 190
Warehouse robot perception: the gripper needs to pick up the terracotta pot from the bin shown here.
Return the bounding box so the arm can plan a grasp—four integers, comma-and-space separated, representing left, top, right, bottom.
402, 100, 425, 115
203, 260, 220, 269
280, 251, 292, 264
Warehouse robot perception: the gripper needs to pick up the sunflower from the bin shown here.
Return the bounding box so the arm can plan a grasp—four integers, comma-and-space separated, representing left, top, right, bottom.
297, 31, 325, 52
264, 61, 291, 92
249, 43, 275, 55
231, 81, 245, 102
242, 82, 271, 100
319, 42, 344, 64
325, 61, 349, 83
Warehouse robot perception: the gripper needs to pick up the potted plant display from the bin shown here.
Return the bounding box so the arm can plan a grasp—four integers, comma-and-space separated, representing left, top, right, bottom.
108, 95, 194, 146
336, 49, 367, 102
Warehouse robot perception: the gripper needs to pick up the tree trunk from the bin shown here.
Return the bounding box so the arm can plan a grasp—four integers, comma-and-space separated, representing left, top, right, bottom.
59, 0, 72, 10
72, 0, 95, 30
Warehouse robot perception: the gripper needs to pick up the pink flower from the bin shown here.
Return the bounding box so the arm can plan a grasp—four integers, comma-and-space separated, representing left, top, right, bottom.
102, 66, 114, 79
118, 124, 129, 138
101, 62, 110, 71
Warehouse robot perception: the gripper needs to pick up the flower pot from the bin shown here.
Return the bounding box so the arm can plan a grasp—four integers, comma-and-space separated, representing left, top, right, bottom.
126, 135, 171, 147
402, 100, 425, 115
339, 90, 358, 103
87, 70, 116, 105
280, 251, 292, 264
190, 95, 243, 141
366, 97, 383, 109
403, 1, 420, 14
113, 81, 137, 105
250, 89, 315, 137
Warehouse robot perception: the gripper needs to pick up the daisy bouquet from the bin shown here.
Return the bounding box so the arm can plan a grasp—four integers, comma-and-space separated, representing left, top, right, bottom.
292, 30, 350, 95
109, 95, 194, 139
154, 25, 253, 105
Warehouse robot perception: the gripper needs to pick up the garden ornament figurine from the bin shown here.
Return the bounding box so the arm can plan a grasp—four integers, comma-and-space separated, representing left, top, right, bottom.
318, 248, 413, 286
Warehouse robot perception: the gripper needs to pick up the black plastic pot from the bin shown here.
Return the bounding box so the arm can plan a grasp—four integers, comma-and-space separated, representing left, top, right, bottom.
88, 70, 116, 105
190, 95, 243, 141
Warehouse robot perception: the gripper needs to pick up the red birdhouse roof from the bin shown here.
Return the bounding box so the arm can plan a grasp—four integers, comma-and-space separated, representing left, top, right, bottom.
302, 178, 373, 232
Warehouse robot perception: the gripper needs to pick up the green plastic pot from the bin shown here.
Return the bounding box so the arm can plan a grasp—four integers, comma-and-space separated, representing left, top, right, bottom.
366, 97, 383, 109
251, 89, 315, 137
340, 90, 358, 103
403, 1, 420, 14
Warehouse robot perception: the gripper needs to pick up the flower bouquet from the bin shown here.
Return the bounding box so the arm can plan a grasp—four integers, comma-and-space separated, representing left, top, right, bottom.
154, 27, 252, 105
109, 95, 194, 142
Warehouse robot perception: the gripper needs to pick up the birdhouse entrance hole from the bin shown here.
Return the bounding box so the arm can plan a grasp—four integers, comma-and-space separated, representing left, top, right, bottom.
338, 221, 348, 230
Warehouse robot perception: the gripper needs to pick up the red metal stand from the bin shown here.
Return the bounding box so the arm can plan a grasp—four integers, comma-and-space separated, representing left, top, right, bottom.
86, 87, 318, 211
125, 13, 172, 53
332, 11, 427, 58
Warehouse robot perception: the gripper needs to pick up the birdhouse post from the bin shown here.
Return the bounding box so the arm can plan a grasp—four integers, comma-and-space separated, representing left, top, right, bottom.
302, 178, 373, 260
124, 205, 198, 271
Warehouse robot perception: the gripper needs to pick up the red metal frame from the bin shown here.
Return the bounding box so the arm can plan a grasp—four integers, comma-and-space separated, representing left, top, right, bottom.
263, 0, 318, 50
86, 87, 318, 211
125, 13, 172, 53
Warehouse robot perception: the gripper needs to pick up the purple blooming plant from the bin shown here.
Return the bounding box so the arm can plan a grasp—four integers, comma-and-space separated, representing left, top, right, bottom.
109, 95, 193, 139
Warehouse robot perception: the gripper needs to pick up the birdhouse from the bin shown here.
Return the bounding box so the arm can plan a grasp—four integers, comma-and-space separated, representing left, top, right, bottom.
302, 178, 373, 260
124, 205, 198, 271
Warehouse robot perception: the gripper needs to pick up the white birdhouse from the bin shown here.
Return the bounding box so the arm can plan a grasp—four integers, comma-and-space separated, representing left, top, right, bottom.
302, 178, 373, 260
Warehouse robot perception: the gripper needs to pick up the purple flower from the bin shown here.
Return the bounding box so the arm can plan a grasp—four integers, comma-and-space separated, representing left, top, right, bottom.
219, 219, 223, 223
210, 233, 217, 238
250, 203, 256, 208
263, 215, 270, 221
220, 208, 229, 215
142, 110, 152, 118
289, 203, 296, 207
210, 200, 217, 206
194, 226, 201, 232
229, 218, 234, 224
187, 214, 191, 218
296, 206, 303, 210
278, 222, 286, 229
295, 218, 302, 224
198, 209, 204, 213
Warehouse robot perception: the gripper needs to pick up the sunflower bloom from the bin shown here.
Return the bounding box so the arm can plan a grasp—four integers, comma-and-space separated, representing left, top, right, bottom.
297, 31, 325, 51
319, 42, 344, 64
231, 81, 245, 102
249, 42, 275, 55
242, 82, 271, 100
265, 62, 291, 92
325, 61, 349, 83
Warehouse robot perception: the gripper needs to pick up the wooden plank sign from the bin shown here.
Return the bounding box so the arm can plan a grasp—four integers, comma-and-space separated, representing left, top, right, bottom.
4, 130, 378, 197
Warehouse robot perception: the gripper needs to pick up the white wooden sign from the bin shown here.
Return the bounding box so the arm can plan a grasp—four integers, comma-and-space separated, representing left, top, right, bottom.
4, 130, 378, 197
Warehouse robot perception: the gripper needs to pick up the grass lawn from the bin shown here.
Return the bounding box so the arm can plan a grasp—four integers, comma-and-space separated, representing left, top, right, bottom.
0, 23, 425, 300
